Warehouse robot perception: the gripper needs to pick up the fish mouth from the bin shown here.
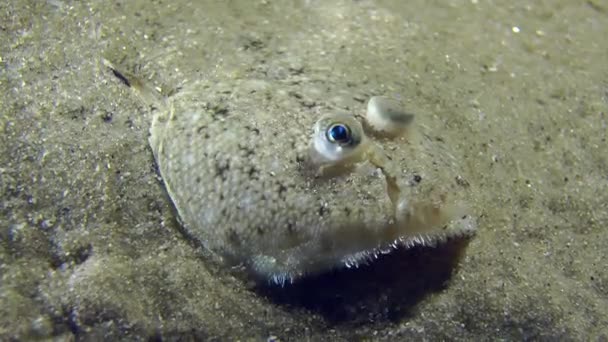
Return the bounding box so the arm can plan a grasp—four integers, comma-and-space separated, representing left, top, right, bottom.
249, 152, 476, 285
250, 207, 476, 286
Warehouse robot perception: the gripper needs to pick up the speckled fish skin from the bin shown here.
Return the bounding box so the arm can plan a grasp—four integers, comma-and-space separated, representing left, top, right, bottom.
148, 71, 476, 284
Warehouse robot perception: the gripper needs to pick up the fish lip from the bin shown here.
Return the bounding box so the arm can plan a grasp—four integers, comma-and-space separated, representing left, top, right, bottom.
247, 209, 477, 285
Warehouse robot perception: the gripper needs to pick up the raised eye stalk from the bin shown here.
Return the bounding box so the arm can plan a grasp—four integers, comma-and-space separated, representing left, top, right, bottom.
365, 96, 414, 138
309, 109, 411, 226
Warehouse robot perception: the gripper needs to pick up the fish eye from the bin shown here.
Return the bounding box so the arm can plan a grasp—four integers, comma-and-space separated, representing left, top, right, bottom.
365, 96, 414, 137
310, 113, 368, 167
326, 123, 352, 145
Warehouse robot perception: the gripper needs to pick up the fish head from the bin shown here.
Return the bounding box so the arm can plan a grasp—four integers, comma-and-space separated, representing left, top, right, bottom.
149, 76, 476, 284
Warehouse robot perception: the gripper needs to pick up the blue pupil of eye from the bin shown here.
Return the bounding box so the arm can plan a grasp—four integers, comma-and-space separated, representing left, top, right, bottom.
327, 124, 351, 144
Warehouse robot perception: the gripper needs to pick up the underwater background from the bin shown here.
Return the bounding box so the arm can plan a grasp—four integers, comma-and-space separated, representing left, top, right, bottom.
1, 0, 607, 340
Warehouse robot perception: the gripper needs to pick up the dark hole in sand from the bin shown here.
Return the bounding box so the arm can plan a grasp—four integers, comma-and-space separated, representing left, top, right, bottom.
254, 237, 473, 325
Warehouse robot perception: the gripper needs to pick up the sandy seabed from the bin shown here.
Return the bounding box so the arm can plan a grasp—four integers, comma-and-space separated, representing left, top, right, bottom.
1, 1, 607, 340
